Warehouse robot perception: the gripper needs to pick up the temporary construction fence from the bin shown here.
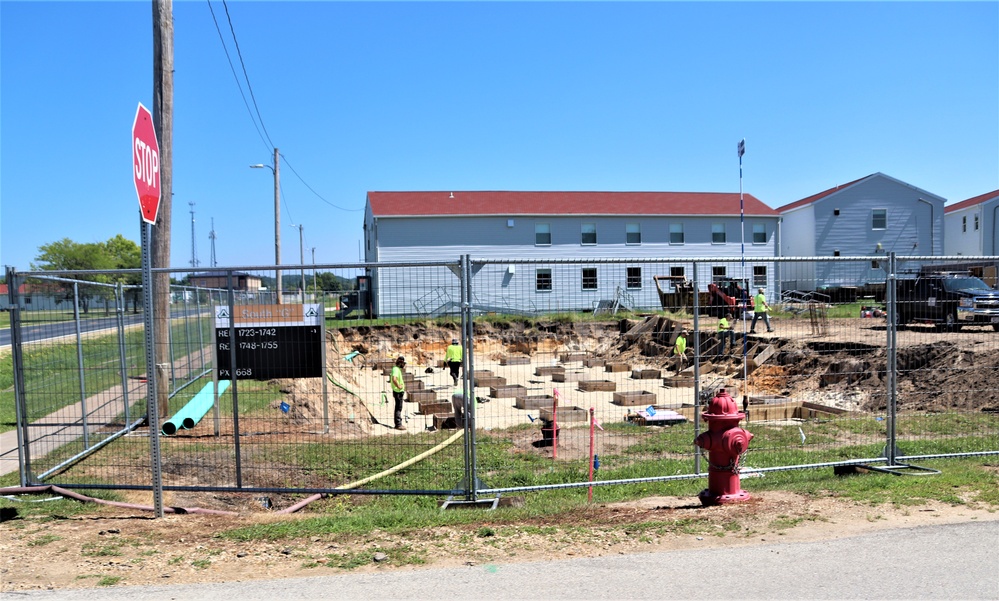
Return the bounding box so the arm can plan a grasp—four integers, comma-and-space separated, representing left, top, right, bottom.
3, 255, 998, 506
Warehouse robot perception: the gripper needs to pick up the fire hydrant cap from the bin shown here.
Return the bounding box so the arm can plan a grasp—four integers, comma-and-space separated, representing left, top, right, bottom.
702, 389, 743, 419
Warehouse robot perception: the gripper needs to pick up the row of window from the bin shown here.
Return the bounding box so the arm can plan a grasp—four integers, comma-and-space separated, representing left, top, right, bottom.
961, 214, 980, 233
533, 266, 769, 292
534, 223, 769, 246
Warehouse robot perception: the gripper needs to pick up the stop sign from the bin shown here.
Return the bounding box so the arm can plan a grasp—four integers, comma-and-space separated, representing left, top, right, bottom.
132, 103, 161, 225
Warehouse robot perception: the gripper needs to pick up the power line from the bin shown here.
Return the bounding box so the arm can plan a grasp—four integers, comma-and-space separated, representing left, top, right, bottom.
206, 2, 362, 217
220, 0, 275, 149
280, 153, 363, 212
205, 0, 271, 154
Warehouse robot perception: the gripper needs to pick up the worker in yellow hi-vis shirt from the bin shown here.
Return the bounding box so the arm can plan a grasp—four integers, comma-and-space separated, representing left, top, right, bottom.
445, 338, 463, 385
390, 356, 407, 430
672, 330, 689, 373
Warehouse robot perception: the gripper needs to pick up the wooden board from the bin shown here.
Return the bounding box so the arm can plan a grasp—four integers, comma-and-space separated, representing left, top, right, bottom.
490, 384, 528, 398
407, 390, 436, 403
535, 366, 564, 377
475, 376, 506, 388
579, 380, 616, 392
418, 400, 452, 415
500, 355, 531, 365
552, 371, 588, 382
515, 395, 555, 410
631, 369, 662, 380
605, 362, 631, 373
540, 406, 587, 422
612, 390, 657, 406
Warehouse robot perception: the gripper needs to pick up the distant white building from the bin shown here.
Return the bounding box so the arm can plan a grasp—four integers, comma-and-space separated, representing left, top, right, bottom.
776, 173, 946, 291
364, 191, 780, 317
944, 189, 999, 257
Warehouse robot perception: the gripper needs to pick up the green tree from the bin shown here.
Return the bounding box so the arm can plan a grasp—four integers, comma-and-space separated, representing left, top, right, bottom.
104, 234, 142, 313
32, 236, 141, 314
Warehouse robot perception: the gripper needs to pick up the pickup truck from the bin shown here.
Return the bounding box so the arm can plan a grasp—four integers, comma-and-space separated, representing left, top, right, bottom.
897, 273, 999, 331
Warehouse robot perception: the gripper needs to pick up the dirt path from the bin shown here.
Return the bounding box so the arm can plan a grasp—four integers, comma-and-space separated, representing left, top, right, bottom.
1, 490, 996, 592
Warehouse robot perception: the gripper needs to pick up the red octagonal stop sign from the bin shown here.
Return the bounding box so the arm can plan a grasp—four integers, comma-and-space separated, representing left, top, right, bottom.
132, 103, 161, 225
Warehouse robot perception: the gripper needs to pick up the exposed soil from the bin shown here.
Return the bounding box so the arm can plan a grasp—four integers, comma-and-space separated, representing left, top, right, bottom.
2, 488, 998, 592
3, 314, 998, 592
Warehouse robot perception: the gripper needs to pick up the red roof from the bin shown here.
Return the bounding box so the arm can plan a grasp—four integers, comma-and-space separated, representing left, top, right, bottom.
367, 191, 778, 217
775, 175, 871, 213
944, 189, 999, 213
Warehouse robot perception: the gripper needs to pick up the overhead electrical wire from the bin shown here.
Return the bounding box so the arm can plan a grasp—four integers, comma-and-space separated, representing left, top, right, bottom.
280, 153, 363, 212
206, 0, 270, 154
207, 0, 362, 216
219, 0, 276, 150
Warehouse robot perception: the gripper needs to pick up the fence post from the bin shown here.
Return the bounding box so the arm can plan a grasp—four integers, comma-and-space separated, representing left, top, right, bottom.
692, 263, 702, 475
461, 254, 477, 500
886, 252, 899, 465
116, 283, 132, 428
225, 270, 243, 487
72, 281, 90, 449
7, 267, 31, 486
195, 286, 206, 372
140, 219, 165, 517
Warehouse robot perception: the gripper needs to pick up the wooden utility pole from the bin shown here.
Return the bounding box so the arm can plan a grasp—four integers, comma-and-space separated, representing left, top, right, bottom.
152, 0, 173, 418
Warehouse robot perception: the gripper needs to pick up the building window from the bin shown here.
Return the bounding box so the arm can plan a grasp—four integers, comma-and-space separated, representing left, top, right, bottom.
627, 267, 642, 289
872, 209, 887, 230
753, 265, 767, 287
626, 223, 641, 245
669, 223, 684, 245
962, 216, 967, 232
974, 215, 980, 230
753, 223, 766, 244
536, 268, 552, 291
712, 223, 726, 244
581, 268, 597, 290
581, 223, 596, 245
712, 266, 727, 282
535, 223, 551, 246
670, 266, 685, 280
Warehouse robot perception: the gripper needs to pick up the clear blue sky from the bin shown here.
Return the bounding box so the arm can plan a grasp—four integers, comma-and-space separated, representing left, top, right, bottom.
2, 1, 997, 273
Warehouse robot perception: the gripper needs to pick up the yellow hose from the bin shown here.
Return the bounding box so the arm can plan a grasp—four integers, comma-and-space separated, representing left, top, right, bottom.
340, 429, 465, 490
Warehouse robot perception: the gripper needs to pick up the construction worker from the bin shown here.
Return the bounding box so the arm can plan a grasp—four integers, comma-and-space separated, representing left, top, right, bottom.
390, 356, 407, 430
445, 338, 463, 386
751, 288, 774, 334
718, 312, 737, 354
673, 330, 689, 373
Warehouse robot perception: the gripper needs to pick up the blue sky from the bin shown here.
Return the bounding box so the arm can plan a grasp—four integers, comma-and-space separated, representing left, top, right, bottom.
2, 1, 997, 272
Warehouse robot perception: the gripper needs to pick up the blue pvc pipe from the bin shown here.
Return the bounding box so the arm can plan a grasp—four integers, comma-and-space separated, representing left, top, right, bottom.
162, 381, 230, 435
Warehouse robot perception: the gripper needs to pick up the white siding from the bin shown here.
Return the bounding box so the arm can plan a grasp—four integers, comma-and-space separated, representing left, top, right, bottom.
368, 214, 780, 316
945, 196, 999, 256
779, 174, 945, 290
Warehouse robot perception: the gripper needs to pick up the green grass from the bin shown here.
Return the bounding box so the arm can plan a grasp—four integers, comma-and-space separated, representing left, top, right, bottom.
211, 456, 997, 545
0, 317, 212, 434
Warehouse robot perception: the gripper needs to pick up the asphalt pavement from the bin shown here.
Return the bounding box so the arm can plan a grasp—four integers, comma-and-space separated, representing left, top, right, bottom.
6, 520, 997, 600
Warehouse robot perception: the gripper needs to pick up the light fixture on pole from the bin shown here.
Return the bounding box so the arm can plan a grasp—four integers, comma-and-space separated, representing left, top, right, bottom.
290, 223, 305, 304
250, 147, 281, 304
311, 246, 317, 300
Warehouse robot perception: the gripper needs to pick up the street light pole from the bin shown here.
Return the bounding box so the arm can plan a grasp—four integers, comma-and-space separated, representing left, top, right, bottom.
311, 246, 317, 300
250, 147, 281, 304
297, 223, 305, 304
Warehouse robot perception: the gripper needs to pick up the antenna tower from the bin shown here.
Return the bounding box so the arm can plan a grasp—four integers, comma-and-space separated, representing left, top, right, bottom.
209, 218, 218, 267
189, 202, 199, 268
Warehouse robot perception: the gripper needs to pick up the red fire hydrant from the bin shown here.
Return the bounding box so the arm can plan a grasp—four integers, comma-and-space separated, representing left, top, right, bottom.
694, 388, 754, 506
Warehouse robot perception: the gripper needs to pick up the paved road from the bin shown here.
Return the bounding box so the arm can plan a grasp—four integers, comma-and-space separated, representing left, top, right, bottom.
0, 308, 206, 348
7, 520, 997, 600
